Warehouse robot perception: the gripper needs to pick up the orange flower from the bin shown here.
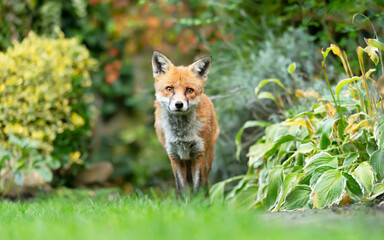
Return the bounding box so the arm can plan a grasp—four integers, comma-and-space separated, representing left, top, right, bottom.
146, 17, 160, 28
108, 48, 119, 57
104, 60, 122, 84
106, 71, 119, 84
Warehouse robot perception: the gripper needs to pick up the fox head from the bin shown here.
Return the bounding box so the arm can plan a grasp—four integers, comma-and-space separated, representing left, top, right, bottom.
152, 51, 212, 114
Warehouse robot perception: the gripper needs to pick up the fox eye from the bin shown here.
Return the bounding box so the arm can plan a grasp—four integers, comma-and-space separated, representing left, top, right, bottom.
165, 86, 173, 92
186, 88, 194, 94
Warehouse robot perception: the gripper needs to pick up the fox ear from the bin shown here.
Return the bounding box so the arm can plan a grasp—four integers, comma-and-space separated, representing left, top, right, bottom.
152, 51, 172, 77
190, 56, 212, 79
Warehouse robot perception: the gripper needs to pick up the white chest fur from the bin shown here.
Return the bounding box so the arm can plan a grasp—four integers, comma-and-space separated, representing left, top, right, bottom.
160, 108, 204, 160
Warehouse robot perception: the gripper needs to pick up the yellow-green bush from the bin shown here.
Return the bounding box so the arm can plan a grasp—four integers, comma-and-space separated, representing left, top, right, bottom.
0, 31, 97, 167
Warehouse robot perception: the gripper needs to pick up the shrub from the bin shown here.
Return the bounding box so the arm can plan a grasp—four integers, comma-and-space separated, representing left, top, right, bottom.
211, 35, 384, 210
0, 136, 53, 197
0, 31, 97, 168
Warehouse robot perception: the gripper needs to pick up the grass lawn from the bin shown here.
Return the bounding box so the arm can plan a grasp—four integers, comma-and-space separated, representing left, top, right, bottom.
1, 189, 384, 240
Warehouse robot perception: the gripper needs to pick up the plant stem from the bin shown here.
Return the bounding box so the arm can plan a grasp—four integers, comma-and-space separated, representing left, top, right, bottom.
353, 81, 364, 112
363, 80, 373, 116
322, 61, 345, 125
289, 73, 298, 108
322, 62, 338, 106
357, 46, 373, 116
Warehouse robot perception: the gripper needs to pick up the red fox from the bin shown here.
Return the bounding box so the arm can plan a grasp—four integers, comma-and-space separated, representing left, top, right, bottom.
152, 51, 219, 195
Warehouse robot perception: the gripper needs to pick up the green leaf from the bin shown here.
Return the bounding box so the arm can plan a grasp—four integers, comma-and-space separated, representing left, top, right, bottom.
254, 78, 287, 96
257, 91, 277, 104
257, 168, 269, 201
304, 152, 338, 172
374, 119, 384, 148
0, 151, 11, 166
14, 171, 24, 186
313, 118, 338, 138
343, 153, 359, 167
357, 46, 365, 75
272, 173, 303, 212
264, 135, 297, 159
335, 77, 362, 102
296, 142, 316, 154
365, 38, 384, 51
210, 182, 226, 204
365, 68, 376, 79
310, 165, 336, 187
342, 172, 363, 200
321, 46, 333, 63
14, 157, 26, 170
353, 162, 374, 197
366, 141, 377, 157
9, 135, 23, 149
312, 169, 346, 209
287, 62, 296, 75
337, 118, 347, 142
37, 168, 53, 182
319, 133, 331, 150
226, 176, 253, 201
366, 182, 384, 201
235, 121, 270, 160
264, 167, 284, 211
282, 185, 311, 210
46, 156, 61, 170
299, 171, 313, 185
363, 46, 379, 65
370, 149, 384, 181
228, 185, 258, 208
288, 111, 314, 120
248, 143, 270, 168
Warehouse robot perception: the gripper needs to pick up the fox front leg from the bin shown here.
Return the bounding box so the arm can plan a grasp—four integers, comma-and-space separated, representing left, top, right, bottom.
170, 158, 187, 195
192, 155, 208, 195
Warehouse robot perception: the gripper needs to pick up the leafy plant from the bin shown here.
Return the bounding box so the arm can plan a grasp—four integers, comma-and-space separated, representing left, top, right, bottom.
0, 136, 56, 197
0, 31, 97, 168
211, 34, 384, 210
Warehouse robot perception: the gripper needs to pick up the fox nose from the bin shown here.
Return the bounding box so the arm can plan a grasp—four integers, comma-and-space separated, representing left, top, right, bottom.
175, 101, 184, 109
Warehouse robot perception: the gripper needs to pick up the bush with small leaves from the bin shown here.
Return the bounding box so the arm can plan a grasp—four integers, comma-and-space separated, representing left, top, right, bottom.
0, 31, 97, 168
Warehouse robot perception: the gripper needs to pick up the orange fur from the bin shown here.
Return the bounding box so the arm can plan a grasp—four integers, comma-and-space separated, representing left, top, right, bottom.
152, 51, 219, 195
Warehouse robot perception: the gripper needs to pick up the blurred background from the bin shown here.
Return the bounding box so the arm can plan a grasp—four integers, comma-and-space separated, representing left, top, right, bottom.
0, 0, 383, 194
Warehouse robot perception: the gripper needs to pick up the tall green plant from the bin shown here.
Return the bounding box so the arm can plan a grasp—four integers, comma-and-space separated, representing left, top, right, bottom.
211, 35, 384, 210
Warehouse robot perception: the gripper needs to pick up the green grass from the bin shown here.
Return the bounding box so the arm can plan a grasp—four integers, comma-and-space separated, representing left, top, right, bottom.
1, 189, 384, 240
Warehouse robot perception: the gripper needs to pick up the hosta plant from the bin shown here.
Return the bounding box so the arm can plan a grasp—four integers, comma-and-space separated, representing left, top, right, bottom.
211, 36, 384, 211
